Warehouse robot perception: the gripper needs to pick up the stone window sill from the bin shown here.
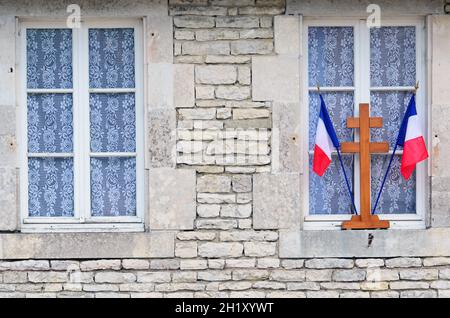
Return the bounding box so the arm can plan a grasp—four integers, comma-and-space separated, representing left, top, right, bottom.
0, 231, 175, 260
20, 222, 145, 234
279, 228, 450, 259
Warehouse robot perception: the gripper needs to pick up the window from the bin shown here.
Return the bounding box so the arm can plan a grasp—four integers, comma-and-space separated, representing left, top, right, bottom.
302, 18, 426, 230
20, 20, 144, 232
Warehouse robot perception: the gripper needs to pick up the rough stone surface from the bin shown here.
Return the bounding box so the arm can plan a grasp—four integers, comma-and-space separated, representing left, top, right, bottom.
272, 102, 301, 173
252, 56, 300, 102
147, 15, 174, 64
174, 64, 195, 108
253, 173, 301, 229
0, 167, 17, 231
286, 0, 443, 16
274, 15, 300, 55
198, 243, 244, 258
148, 108, 176, 168
196, 65, 237, 85
197, 175, 231, 193
149, 168, 196, 230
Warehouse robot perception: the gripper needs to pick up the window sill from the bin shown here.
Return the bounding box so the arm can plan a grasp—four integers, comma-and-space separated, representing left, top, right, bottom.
0, 231, 175, 260
279, 228, 450, 259
303, 214, 425, 231
20, 222, 145, 233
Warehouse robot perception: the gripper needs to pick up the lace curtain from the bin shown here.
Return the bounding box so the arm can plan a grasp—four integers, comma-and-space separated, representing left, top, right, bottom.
308, 26, 417, 215
27, 28, 137, 217
27, 29, 74, 217
89, 28, 137, 217
370, 27, 416, 214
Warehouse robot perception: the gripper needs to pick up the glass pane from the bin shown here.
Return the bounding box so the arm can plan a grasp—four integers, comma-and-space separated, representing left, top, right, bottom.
309, 92, 354, 150
371, 155, 416, 214
26, 29, 72, 89
27, 94, 73, 153
309, 155, 354, 215
89, 28, 135, 88
90, 93, 136, 153
28, 158, 74, 217
91, 157, 136, 217
308, 26, 354, 87
370, 26, 416, 87
370, 91, 411, 148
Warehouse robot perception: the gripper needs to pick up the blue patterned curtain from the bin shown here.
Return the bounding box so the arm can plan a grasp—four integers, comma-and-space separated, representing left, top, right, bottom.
308, 25, 417, 215
27, 29, 72, 89
89, 28, 135, 89
27, 29, 74, 217
370, 27, 416, 87
91, 158, 136, 217
89, 28, 137, 217
28, 158, 74, 217
90, 93, 136, 153
370, 26, 416, 214
308, 27, 354, 87
308, 27, 355, 215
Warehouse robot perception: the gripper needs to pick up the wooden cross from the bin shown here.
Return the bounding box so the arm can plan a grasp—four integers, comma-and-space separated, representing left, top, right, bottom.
341, 103, 391, 230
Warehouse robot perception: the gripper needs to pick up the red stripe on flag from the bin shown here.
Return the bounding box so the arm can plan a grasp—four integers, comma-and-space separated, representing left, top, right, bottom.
313, 144, 331, 177
401, 136, 429, 180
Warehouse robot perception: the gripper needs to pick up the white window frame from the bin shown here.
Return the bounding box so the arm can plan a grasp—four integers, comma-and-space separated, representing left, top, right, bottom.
302, 17, 427, 230
19, 19, 145, 233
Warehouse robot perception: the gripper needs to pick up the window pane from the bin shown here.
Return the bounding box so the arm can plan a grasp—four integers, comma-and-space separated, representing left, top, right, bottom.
309, 92, 354, 150
90, 93, 136, 152
89, 28, 135, 88
27, 94, 73, 153
28, 158, 74, 217
91, 157, 136, 217
370, 26, 416, 87
309, 155, 354, 215
370, 92, 417, 213
371, 155, 416, 214
26, 29, 72, 89
308, 26, 354, 87
370, 91, 411, 148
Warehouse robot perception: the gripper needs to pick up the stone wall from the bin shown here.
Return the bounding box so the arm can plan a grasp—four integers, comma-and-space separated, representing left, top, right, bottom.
0, 0, 449, 298
1, 257, 450, 298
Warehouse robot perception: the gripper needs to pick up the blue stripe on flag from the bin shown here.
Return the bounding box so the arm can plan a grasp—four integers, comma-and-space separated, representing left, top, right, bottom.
319, 95, 340, 148
396, 95, 417, 147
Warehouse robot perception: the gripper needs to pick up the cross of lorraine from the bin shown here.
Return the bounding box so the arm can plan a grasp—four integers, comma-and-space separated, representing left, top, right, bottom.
341, 103, 391, 230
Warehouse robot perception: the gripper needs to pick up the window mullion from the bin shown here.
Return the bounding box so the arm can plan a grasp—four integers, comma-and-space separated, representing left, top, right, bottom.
353, 21, 371, 212
79, 24, 91, 222
72, 25, 81, 222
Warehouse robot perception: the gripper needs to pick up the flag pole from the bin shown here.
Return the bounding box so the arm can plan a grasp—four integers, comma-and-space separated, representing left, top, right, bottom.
371, 83, 419, 215
336, 148, 358, 215
317, 83, 358, 215
371, 141, 399, 215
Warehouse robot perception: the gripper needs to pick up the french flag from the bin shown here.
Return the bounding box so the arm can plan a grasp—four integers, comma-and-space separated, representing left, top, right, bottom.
313, 95, 340, 176
396, 95, 429, 180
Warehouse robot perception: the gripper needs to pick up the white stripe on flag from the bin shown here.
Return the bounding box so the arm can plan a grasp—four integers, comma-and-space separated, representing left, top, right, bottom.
315, 118, 334, 160
405, 115, 422, 141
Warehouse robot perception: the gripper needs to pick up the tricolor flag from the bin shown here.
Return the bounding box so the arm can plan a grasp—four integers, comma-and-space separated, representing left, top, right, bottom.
396, 95, 429, 180
313, 95, 340, 176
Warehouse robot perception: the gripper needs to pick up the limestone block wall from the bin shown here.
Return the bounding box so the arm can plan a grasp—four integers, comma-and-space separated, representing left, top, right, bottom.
171, 0, 282, 234
1, 257, 450, 298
